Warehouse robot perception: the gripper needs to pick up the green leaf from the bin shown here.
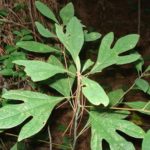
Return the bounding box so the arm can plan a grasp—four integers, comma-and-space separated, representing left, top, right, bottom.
48, 55, 76, 96
0, 69, 17, 76
21, 29, 32, 35
35, 1, 58, 23
21, 35, 33, 41
82, 59, 94, 73
16, 41, 59, 53
11, 142, 26, 150
3, 52, 26, 69
47, 55, 64, 67
56, 17, 84, 65
1, 90, 64, 141
91, 33, 140, 73
82, 77, 109, 106
142, 130, 150, 150
89, 110, 145, 150
108, 89, 124, 106
35, 21, 56, 38
135, 57, 144, 74
5, 45, 17, 53
125, 101, 150, 115
145, 65, 150, 72
135, 79, 149, 93
116, 53, 141, 65
59, 2, 74, 25
14, 60, 66, 82
84, 31, 101, 42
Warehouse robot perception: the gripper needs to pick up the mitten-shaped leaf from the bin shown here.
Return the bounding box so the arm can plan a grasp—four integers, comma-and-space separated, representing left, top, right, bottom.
89, 110, 145, 150
1, 90, 64, 141
56, 17, 84, 64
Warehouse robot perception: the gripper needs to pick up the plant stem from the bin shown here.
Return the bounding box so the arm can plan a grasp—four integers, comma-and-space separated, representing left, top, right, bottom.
48, 126, 52, 150
116, 71, 146, 105
111, 106, 150, 113
72, 71, 81, 150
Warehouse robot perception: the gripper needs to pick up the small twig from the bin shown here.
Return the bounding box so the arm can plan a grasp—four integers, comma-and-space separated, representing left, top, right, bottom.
48, 126, 52, 150
76, 122, 90, 139
72, 71, 81, 150
111, 106, 150, 113
116, 71, 146, 105
28, 0, 37, 41
0, 80, 25, 89
8, 8, 23, 23
0, 18, 43, 42
0, 18, 31, 27
4, 132, 71, 149
0, 138, 7, 150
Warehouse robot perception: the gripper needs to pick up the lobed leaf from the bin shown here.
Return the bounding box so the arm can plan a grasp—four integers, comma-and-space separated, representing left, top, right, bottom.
91, 33, 140, 73
1, 90, 64, 141
89, 110, 145, 150
56, 17, 84, 66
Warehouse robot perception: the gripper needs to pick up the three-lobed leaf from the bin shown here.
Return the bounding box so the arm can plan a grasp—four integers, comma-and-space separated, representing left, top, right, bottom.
89, 110, 145, 150
82, 77, 109, 106
91, 32, 140, 73
1, 90, 64, 141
